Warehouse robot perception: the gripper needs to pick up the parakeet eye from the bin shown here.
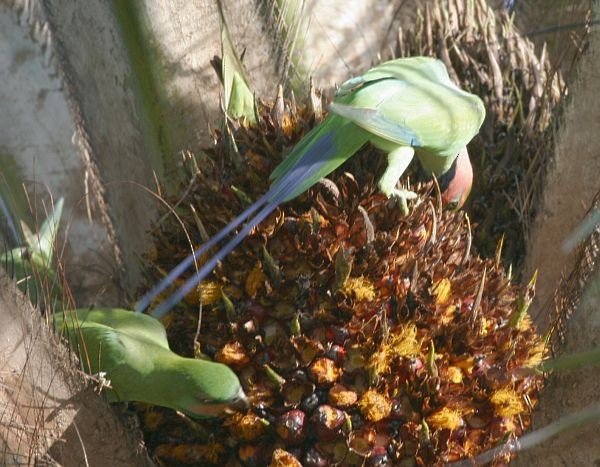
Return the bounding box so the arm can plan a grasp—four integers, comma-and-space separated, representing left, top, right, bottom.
446, 199, 460, 210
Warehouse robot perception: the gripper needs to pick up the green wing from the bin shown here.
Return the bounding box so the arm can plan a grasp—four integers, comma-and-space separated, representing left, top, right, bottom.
55, 312, 127, 374
56, 312, 156, 403
335, 57, 453, 96
268, 115, 370, 201
331, 58, 485, 159
57, 308, 170, 350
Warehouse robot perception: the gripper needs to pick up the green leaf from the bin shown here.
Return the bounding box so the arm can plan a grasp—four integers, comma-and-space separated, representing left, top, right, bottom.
218, 1, 256, 123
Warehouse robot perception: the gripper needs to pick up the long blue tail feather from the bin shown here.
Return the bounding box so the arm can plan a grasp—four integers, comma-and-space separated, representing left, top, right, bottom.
142, 132, 336, 317
135, 192, 271, 313
150, 200, 279, 318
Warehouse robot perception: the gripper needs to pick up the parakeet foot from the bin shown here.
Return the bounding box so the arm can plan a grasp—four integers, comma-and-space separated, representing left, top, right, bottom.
376, 146, 416, 215
386, 188, 418, 216
92, 371, 112, 394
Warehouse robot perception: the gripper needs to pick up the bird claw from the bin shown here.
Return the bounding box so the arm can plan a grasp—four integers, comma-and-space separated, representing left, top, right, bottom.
387, 189, 418, 216
92, 371, 112, 394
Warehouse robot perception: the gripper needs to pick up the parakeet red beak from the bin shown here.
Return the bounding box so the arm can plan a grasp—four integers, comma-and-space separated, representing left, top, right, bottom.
440, 147, 473, 209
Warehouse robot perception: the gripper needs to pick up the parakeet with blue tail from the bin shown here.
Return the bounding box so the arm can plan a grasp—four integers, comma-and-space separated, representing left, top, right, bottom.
136, 56, 485, 318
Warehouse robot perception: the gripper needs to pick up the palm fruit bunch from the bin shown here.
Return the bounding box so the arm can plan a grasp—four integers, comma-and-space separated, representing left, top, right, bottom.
137, 87, 546, 466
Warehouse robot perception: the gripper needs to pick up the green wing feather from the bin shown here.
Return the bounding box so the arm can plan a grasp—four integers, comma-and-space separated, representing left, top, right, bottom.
332, 58, 485, 161
56, 311, 133, 401
269, 115, 370, 201
57, 307, 170, 349
336, 57, 453, 96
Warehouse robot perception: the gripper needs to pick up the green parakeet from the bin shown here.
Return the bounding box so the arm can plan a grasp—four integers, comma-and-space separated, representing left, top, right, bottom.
137, 56, 486, 318
0, 195, 247, 417
55, 307, 248, 417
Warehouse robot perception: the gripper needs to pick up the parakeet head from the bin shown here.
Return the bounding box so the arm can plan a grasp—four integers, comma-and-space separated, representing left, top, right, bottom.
187, 384, 249, 418
176, 359, 249, 418
439, 147, 473, 209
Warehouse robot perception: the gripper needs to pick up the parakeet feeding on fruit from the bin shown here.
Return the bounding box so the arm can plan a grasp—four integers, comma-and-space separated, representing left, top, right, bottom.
55, 307, 248, 417
136, 56, 486, 318
0, 196, 246, 417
